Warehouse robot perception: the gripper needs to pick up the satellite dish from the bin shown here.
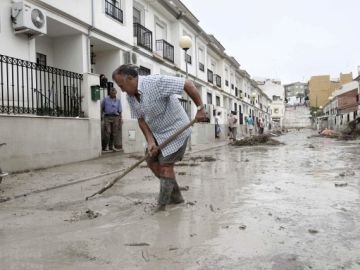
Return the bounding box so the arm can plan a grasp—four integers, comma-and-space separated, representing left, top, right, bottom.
31, 9, 45, 29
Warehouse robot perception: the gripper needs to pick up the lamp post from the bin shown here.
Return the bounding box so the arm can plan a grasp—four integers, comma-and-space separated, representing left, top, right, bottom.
179, 35, 192, 150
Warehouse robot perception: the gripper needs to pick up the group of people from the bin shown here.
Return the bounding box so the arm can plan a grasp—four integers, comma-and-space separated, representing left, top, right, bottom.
245, 116, 265, 135
214, 113, 266, 140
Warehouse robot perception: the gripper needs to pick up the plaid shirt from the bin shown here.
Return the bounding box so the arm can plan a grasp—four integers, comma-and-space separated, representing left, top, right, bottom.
127, 75, 191, 157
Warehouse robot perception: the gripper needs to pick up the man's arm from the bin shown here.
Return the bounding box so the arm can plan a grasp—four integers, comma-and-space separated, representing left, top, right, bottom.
138, 117, 158, 157
183, 80, 205, 122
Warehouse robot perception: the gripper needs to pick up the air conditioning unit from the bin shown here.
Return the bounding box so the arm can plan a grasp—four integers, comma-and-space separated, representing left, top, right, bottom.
11, 1, 47, 35
123, 51, 138, 65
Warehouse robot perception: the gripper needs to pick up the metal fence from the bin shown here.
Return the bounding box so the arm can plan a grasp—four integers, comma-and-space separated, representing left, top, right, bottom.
0, 54, 83, 117
134, 23, 152, 52
155, 39, 174, 63
105, 0, 123, 23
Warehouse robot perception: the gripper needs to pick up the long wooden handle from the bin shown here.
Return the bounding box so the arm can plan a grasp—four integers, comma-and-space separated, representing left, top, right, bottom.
86, 119, 196, 200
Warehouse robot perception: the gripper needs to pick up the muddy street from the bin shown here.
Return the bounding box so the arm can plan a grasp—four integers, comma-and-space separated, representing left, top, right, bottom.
1, 129, 360, 270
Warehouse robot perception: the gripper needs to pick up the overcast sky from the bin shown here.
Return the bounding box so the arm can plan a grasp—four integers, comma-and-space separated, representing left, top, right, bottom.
181, 0, 360, 84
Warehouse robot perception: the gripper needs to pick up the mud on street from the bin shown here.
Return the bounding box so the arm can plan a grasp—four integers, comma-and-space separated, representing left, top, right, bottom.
1, 129, 360, 270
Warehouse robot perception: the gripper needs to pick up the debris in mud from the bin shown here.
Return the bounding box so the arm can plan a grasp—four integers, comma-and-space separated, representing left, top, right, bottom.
64, 208, 101, 222
268, 212, 273, 216
308, 229, 319, 234
334, 181, 348, 187
176, 163, 200, 167
186, 201, 196, 206
190, 233, 197, 237
85, 209, 100, 219
307, 144, 315, 148
179, 185, 189, 191
141, 250, 150, 262
0, 196, 11, 203
189, 156, 217, 162
338, 171, 355, 177
279, 226, 286, 230
178, 172, 186, 175
239, 224, 247, 230
209, 204, 215, 212
232, 134, 283, 146
244, 159, 249, 162
222, 225, 230, 229
169, 247, 178, 251
124, 242, 150, 246
128, 154, 144, 160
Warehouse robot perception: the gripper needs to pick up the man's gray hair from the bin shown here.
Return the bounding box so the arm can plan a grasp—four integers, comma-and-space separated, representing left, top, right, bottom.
112, 64, 139, 80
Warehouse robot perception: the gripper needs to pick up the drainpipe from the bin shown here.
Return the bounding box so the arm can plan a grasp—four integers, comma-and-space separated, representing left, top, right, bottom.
86, 0, 95, 73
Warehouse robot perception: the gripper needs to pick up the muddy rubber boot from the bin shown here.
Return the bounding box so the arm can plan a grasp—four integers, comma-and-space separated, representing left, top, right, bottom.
156, 178, 175, 211
170, 180, 184, 204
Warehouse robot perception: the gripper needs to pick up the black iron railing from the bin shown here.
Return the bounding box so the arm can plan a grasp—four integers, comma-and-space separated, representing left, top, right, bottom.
155, 40, 174, 63
199, 62, 204, 71
215, 74, 221, 88
105, 0, 123, 23
207, 69, 213, 83
133, 23, 152, 52
0, 54, 83, 117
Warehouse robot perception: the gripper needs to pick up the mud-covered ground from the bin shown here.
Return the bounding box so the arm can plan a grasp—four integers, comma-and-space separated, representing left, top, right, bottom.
1, 129, 360, 270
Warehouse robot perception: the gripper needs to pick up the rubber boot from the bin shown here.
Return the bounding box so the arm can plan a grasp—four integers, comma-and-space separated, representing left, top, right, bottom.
170, 179, 184, 204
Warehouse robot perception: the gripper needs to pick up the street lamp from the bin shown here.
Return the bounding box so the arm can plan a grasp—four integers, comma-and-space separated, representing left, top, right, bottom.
179, 35, 192, 150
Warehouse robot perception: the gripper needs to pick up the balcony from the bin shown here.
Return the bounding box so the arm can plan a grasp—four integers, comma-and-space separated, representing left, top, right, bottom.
215, 74, 221, 88
105, 0, 123, 23
155, 40, 174, 63
199, 62, 204, 72
133, 23, 152, 52
207, 69, 213, 83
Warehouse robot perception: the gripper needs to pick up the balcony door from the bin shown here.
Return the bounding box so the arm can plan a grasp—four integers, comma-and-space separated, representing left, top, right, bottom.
133, 7, 141, 24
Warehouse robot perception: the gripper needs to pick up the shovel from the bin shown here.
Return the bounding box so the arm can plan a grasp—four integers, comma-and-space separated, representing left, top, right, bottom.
86, 119, 196, 200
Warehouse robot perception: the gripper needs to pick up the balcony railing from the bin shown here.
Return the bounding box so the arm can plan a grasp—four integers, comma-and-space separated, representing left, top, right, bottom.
215, 74, 221, 88
185, 54, 192, 64
0, 54, 83, 117
133, 23, 152, 52
155, 40, 174, 63
199, 62, 204, 72
207, 69, 213, 83
105, 0, 123, 23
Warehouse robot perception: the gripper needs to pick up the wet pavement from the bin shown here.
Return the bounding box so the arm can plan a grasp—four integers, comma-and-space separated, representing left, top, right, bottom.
1, 129, 360, 270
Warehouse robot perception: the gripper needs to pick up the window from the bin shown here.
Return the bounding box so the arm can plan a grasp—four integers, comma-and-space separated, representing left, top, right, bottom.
105, 0, 123, 23
138, 66, 151, 76
155, 20, 166, 41
133, 7, 141, 24
207, 92, 212, 104
216, 96, 220, 106
36, 53, 47, 66
198, 47, 205, 71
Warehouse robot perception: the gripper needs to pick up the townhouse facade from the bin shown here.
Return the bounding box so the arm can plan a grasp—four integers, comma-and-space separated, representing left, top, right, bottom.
0, 0, 271, 172
321, 80, 359, 130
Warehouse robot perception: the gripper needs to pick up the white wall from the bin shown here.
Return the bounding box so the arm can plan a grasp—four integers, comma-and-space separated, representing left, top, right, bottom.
0, 115, 101, 172
35, 35, 54, 66
53, 34, 87, 73
0, 0, 36, 61
93, 0, 133, 46
38, 0, 92, 24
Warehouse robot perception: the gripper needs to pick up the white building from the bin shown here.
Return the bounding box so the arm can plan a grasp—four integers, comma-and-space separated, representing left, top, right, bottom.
257, 79, 285, 127
0, 0, 271, 172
